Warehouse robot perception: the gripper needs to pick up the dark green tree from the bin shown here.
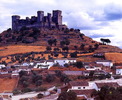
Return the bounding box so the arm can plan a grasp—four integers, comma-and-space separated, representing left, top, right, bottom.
46, 74, 55, 82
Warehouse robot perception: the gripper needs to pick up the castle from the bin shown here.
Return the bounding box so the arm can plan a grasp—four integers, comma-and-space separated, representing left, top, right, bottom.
12, 10, 67, 30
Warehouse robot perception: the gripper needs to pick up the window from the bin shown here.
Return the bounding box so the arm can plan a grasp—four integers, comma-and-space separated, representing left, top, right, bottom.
78, 87, 81, 89
83, 87, 85, 89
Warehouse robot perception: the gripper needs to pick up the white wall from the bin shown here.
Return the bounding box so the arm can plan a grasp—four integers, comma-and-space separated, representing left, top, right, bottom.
0, 64, 5, 69
96, 62, 113, 67
54, 59, 76, 66
71, 86, 91, 90
116, 69, 122, 75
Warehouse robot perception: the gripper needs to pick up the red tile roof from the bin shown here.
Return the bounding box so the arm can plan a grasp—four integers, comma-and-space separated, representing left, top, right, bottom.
96, 82, 120, 88
71, 89, 95, 98
70, 81, 89, 86
116, 66, 122, 69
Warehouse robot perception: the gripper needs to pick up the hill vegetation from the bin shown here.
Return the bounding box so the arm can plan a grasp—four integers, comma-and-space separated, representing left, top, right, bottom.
0, 27, 122, 64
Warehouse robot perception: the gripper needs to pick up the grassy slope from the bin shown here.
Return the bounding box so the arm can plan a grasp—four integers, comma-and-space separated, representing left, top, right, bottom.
0, 78, 19, 93
105, 52, 122, 64
0, 45, 46, 57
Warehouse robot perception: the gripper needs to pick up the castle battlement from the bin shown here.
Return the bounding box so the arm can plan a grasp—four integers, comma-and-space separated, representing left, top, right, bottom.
12, 10, 66, 30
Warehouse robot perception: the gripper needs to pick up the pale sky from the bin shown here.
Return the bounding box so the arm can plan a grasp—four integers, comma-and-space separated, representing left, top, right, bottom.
0, 0, 122, 48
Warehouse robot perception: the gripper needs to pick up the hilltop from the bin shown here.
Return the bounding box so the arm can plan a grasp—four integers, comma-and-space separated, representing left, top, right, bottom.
0, 26, 122, 65
0, 27, 121, 51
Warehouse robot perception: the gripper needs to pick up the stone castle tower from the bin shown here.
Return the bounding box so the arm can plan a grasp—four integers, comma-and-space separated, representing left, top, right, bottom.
12, 10, 66, 30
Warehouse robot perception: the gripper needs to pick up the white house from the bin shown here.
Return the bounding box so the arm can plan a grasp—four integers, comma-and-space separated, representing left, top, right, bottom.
116, 66, 122, 75
67, 81, 96, 100
34, 60, 54, 69
54, 58, 76, 66
68, 81, 91, 90
45, 60, 54, 69
84, 62, 102, 71
96, 60, 113, 67
0, 64, 6, 69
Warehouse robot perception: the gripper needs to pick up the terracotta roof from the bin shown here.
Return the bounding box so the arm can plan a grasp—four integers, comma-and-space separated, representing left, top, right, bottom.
96, 60, 112, 62
96, 82, 120, 88
71, 89, 95, 98
46, 60, 54, 62
55, 58, 76, 60
55, 58, 68, 60
116, 66, 122, 69
70, 81, 89, 86
77, 96, 87, 100
63, 71, 83, 75
67, 58, 76, 60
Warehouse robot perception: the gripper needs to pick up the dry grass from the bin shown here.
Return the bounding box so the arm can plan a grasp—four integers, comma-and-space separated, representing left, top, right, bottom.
105, 53, 122, 64
0, 78, 19, 93
49, 66, 86, 71
0, 45, 46, 57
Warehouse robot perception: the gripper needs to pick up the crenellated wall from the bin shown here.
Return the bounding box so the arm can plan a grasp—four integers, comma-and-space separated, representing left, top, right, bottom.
12, 10, 65, 31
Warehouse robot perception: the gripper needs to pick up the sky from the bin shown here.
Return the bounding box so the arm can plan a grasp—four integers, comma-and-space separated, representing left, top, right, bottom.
0, 0, 122, 48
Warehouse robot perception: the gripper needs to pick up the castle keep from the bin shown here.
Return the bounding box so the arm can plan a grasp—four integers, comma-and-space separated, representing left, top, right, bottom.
12, 10, 66, 30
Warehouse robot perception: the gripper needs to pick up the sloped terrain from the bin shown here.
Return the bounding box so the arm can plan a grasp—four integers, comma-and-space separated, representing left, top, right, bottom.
0, 27, 122, 64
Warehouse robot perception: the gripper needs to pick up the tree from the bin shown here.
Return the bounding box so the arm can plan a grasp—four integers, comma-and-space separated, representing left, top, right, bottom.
54, 52, 59, 57
74, 46, 78, 51
46, 74, 55, 82
80, 44, 85, 50
62, 52, 68, 58
22, 81, 29, 88
89, 71, 95, 77
70, 52, 77, 58
57, 91, 68, 100
70, 28, 74, 32
94, 43, 99, 49
67, 90, 77, 100
73, 61, 83, 69
105, 39, 111, 44
100, 38, 111, 45
65, 40, 70, 45
48, 39, 53, 46
55, 70, 62, 77
37, 93, 43, 99
60, 74, 70, 83
36, 80, 43, 86
57, 91, 77, 100
20, 76, 29, 84
54, 48, 60, 52
92, 86, 122, 100
13, 89, 21, 95
32, 75, 42, 83
46, 46, 52, 51
48, 39, 57, 46
19, 71, 27, 77
60, 41, 66, 47
22, 88, 32, 93
53, 39, 57, 46
62, 46, 69, 52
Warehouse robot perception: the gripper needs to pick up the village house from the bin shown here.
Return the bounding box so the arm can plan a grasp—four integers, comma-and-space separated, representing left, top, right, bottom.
33, 58, 76, 69
54, 58, 76, 66
68, 81, 96, 91
70, 89, 95, 100
83, 62, 102, 71
116, 66, 122, 75
67, 81, 96, 100
34, 60, 54, 69
95, 60, 113, 67
0, 64, 5, 69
